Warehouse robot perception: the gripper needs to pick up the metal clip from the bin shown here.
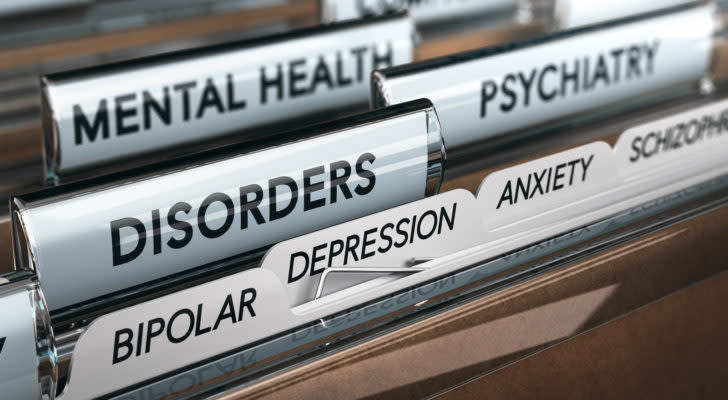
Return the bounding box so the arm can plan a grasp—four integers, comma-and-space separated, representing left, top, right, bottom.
313, 257, 434, 300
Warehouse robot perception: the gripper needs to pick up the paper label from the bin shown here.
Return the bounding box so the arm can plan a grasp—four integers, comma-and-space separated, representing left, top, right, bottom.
614, 98, 728, 184
476, 142, 617, 234
261, 189, 481, 306
59, 269, 293, 399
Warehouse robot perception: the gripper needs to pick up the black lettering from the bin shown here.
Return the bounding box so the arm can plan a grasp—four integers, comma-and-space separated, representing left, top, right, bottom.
517, 69, 537, 107
196, 78, 225, 118
198, 192, 235, 239
143, 89, 171, 129
328, 239, 344, 267
239, 184, 265, 229
344, 234, 360, 264
630, 136, 643, 162
329, 161, 353, 203
260, 65, 283, 104
372, 42, 393, 69
151, 209, 161, 255
310, 243, 327, 275
438, 203, 456, 234
610, 48, 624, 83
289, 58, 307, 97
226, 73, 247, 111
378, 223, 394, 253
115, 93, 139, 135
310, 56, 334, 93
111, 217, 146, 266
288, 251, 309, 283
269, 176, 298, 221
567, 159, 579, 185
145, 318, 165, 354
553, 163, 566, 190
394, 218, 409, 248
74, 100, 109, 145
538, 64, 558, 101
167, 202, 193, 249
336, 51, 353, 86
135, 323, 143, 357
580, 154, 594, 181
195, 303, 212, 336
481, 80, 497, 118
626, 45, 641, 79
561, 59, 580, 97
644, 40, 659, 75
530, 169, 547, 197
303, 166, 326, 211
591, 54, 610, 88
213, 294, 237, 330
497, 181, 513, 209
582, 56, 591, 90
167, 309, 194, 344
500, 74, 517, 112
112, 328, 134, 364
238, 288, 257, 320
351, 46, 368, 82
355, 153, 376, 195
515, 175, 531, 203
172, 81, 197, 121
417, 210, 437, 240
361, 228, 377, 259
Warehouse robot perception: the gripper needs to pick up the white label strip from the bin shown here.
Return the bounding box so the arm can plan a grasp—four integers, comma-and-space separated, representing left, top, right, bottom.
476, 142, 617, 235
261, 189, 481, 306
60, 268, 292, 399
374, 4, 714, 148
45, 16, 414, 173
614, 97, 728, 186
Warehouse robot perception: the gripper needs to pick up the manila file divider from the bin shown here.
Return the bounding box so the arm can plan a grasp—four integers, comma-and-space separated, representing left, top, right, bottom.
52, 92, 728, 399
221, 191, 728, 400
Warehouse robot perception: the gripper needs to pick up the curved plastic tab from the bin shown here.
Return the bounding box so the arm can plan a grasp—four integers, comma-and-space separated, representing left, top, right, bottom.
16, 100, 440, 312
59, 268, 291, 400
0, 279, 56, 400
42, 14, 415, 176
261, 189, 481, 306
476, 141, 617, 234
614, 97, 728, 186
373, 3, 715, 149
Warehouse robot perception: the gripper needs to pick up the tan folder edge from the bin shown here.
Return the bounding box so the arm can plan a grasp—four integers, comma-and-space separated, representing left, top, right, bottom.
436, 269, 728, 399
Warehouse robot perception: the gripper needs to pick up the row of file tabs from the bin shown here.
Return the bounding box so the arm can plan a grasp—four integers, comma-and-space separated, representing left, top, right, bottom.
0, 1, 726, 399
